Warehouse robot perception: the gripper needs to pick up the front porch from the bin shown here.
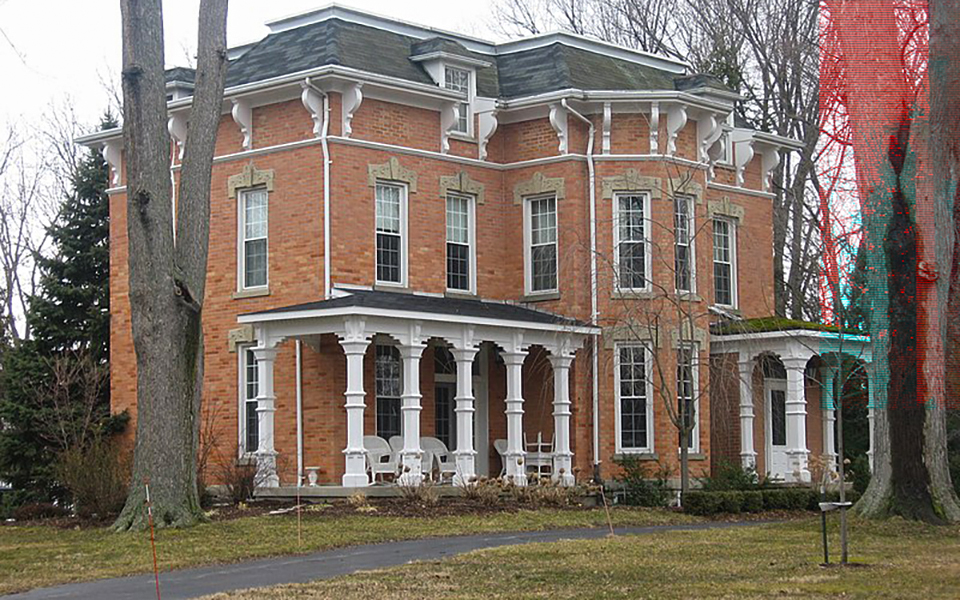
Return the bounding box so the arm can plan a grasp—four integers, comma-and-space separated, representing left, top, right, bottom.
238, 287, 598, 488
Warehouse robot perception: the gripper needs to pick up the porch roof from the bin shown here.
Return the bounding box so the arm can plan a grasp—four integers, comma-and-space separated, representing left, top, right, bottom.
240, 287, 597, 334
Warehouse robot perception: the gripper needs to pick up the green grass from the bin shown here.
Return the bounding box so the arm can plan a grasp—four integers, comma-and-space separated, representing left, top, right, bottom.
205, 517, 960, 599
0, 506, 695, 595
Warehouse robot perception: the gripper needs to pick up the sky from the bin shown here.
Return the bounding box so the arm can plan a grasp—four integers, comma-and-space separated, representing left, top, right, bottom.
0, 0, 499, 132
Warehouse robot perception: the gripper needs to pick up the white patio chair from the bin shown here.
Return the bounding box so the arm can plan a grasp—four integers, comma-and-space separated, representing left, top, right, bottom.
388, 435, 433, 481
363, 435, 397, 483
493, 438, 508, 478
421, 437, 457, 482
525, 432, 553, 481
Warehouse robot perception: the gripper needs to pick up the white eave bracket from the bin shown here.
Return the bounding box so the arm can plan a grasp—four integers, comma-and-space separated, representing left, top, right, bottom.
476, 98, 498, 161
696, 112, 723, 164
341, 82, 363, 138
301, 80, 325, 137
231, 98, 253, 150
440, 101, 459, 154
549, 102, 569, 155
167, 112, 188, 161
665, 103, 687, 156
730, 129, 755, 188
102, 139, 122, 187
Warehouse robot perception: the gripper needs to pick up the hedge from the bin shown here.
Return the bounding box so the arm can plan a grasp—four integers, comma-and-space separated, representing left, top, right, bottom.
683, 488, 861, 516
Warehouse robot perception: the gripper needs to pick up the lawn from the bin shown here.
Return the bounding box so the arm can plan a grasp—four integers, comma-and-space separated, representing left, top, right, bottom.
0, 504, 698, 595
204, 516, 960, 599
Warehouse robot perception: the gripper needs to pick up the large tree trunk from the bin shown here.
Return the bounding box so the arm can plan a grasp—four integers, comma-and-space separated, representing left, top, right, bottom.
114, 0, 229, 531
831, 0, 960, 524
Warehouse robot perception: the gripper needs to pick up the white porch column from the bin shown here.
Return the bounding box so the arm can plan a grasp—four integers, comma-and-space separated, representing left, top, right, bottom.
451, 345, 479, 486
821, 365, 838, 472
737, 358, 757, 470
398, 342, 426, 485
782, 356, 811, 483
253, 345, 279, 488
548, 351, 575, 486
502, 347, 528, 486
339, 319, 371, 487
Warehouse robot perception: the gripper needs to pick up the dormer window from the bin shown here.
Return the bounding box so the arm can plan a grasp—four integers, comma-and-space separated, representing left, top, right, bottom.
443, 66, 471, 135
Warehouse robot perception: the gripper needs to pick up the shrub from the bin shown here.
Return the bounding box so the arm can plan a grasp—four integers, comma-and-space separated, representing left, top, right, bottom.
56, 436, 130, 518
613, 455, 671, 507
463, 477, 502, 506
762, 488, 817, 510
398, 480, 441, 506
682, 490, 724, 515
217, 458, 258, 505
698, 460, 760, 492
741, 490, 763, 512
12, 502, 70, 521
718, 491, 744, 514
847, 455, 872, 495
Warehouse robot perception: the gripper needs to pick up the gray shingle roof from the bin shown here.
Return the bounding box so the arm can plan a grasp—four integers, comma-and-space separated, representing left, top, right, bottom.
244, 288, 591, 328
165, 18, 726, 100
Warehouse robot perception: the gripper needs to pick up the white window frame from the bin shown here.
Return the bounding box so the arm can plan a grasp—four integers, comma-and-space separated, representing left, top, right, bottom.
712, 217, 738, 308
375, 343, 403, 439
614, 342, 655, 454
613, 191, 652, 293
237, 187, 269, 292
374, 181, 409, 287
445, 192, 477, 294
676, 343, 701, 454
442, 65, 474, 137
523, 194, 559, 296
674, 193, 697, 294
238, 345, 259, 457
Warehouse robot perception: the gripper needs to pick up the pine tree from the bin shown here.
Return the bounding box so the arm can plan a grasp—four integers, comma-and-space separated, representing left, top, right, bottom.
0, 115, 119, 502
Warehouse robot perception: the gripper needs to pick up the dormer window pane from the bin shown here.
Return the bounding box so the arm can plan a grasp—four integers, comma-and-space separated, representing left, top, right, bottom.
444, 66, 470, 134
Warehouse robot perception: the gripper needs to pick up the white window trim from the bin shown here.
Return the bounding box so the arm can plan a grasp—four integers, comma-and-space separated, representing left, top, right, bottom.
238, 344, 258, 458
374, 181, 409, 288
237, 187, 269, 293
612, 191, 653, 293
445, 193, 477, 294
677, 343, 701, 454
674, 193, 697, 295
523, 194, 560, 296
614, 341, 655, 454
712, 217, 738, 309
441, 65, 475, 138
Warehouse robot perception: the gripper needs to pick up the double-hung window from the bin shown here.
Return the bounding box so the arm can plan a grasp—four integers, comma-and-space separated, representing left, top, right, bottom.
526, 195, 558, 294
375, 345, 402, 440
674, 194, 695, 293
375, 183, 406, 285
677, 345, 698, 451
614, 192, 650, 291
239, 188, 268, 290
240, 347, 259, 454
446, 193, 473, 292
444, 66, 471, 134
616, 344, 652, 452
713, 218, 737, 307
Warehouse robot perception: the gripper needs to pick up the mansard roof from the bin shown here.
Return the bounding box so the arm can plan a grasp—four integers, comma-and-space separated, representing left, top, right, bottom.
165, 12, 731, 101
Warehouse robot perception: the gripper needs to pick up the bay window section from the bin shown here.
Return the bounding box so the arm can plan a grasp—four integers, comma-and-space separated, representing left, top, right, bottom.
615, 192, 649, 291
713, 218, 736, 307
240, 188, 268, 290
446, 193, 473, 292
375, 344, 402, 440
616, 344, 652, 452
527, 195, 558, 294
674, 194, 694, 293
375, 183, 405, 285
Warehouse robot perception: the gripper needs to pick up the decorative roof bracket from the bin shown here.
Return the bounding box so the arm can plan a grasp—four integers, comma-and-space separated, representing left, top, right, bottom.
341, 82, 363, 138
697, 112, 723, 163
549, 102, 569, 154
102, 139, 122, 187
760, 145, 781, 192
476, 98, 498, 161
665, 103, 687, 156
300, 81, 325, 138
440, 101, 459, 154
231, 98, 253, 150
731, 129, 755, 187
167, 112, 188, 161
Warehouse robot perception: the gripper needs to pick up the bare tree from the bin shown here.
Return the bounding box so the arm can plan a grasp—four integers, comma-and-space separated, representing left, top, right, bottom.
112, 0, 229, 530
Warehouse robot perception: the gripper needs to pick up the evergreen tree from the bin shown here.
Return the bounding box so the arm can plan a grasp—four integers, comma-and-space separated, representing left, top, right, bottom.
0, 115, 119, 502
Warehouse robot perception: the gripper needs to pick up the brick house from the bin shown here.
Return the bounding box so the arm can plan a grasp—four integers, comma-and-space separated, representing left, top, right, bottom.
78, 5, 874, 490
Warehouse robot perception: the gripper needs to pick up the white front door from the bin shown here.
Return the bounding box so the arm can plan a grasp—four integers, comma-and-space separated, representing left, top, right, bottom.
766, 380, 789, 480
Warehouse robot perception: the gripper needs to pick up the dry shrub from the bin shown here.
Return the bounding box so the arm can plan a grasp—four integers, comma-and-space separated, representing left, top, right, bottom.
56, 435, 130, 518
216, 456, 258, 505
463, 477, 502, 506
398, 480, 440, 506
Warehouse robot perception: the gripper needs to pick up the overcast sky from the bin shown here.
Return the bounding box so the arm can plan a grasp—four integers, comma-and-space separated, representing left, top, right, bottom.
0, 0, 499, 131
